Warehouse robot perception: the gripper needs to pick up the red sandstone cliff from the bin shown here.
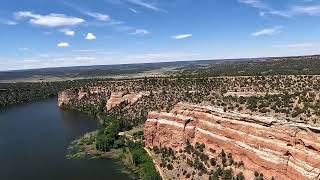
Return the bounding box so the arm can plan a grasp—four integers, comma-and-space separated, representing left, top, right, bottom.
58, 88, 149, 111
144, 102, 320, 180
58, 89, 76, 107
106, 91, 149, 110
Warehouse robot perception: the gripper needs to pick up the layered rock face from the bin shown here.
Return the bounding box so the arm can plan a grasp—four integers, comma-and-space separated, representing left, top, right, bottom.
58, 89, 76, 107
106, 91, 149, 110
144, 102, 320, 180
58, 88, 89, 107
58, 88, 150, 113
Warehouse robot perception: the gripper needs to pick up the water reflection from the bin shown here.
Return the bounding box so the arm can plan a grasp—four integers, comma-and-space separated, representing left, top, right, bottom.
0, 98, 130, 180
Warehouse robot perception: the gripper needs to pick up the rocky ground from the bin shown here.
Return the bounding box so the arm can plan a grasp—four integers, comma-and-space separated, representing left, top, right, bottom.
145, 102, 320, 180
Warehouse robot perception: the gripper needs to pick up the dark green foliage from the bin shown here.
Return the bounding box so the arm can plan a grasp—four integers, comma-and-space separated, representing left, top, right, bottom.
185, 142, 193, 154
210, 158, 217, 166
133, 131, 144, 137
139, 161, 161, 180
95, 114, 126, 151
255, 173, 264, 180
210, 166, 223, 180
113, 138, 125, 148
221, 169, 233, 180
153, 146, 161, 154
167, 163, 174, 170
0, 80, 94, 109
127, 141, 161, 180
180, 55, 320, 77
238, 161, 244, 167
236, 172, 245, 180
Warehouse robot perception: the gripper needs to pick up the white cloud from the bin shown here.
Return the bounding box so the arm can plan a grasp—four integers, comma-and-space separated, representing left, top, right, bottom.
86, 12, 110, 21
65, 30, 75, 36
129, 8, 139, 13
125, 0, 167, 13
251, 26, 282, 36
109, 20, 125, 25
239, 0, 320, 17
15, 11, 85, 27
73, 49, 99, 52
62, 2, 110, 21
171, 34, 193, 39
0, 19, 18, 25
238, 0, 266, 9
19, 48, 29, 51
57, 42, 70, 47
74, 56, 96, 61
268, 10, 291, 17
291, 5, 320, 16
6, 21, 18, 25
38, 54, 50, 58
85, 33, 96, 40
124, 52, 201, 63
131, 29, 150, 35
273, 43, 313, 48
73, 49, 119, 54
60, 29, 75, 36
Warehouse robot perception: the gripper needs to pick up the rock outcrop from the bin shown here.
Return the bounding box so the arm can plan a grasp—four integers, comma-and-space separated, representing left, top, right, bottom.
144, 102, 320, 180
58, 88, 150, 113
106, 91, 149, 110
58, 89, 76, 107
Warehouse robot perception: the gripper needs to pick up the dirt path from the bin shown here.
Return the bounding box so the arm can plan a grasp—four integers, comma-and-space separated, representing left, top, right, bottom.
144, 147, 167, 180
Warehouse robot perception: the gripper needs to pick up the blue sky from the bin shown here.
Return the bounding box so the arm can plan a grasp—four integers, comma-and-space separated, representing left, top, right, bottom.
1, 0, 320, 70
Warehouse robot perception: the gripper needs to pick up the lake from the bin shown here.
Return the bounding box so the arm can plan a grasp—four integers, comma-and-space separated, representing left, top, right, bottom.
0, 98, 130, 180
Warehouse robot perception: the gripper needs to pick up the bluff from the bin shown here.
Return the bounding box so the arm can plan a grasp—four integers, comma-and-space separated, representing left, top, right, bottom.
144, 102, 320, 180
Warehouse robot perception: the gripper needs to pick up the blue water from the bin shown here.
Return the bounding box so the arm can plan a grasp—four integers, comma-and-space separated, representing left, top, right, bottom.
0, 98, 130, 180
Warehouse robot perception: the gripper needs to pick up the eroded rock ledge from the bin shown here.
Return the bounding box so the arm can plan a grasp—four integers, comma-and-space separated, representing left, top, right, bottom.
144, 102, 320, 180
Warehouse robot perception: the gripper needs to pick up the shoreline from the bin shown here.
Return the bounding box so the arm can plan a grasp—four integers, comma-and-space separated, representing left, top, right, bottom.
67, 131, 140, 179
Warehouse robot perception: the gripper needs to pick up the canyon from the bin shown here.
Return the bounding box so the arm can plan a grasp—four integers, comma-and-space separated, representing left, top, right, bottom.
57, 76, 320, 180
144, 102, 320, 180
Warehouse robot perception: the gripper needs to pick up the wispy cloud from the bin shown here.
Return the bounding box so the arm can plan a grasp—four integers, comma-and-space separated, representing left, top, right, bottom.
106, 0, 167, 13
129, 8, 139, 13
1, 51, 205, 71
15, 11, 85, 27
171, 34, 192, 39
86, 12, 110, 21
60, 29, 75, 36
130, 29, 150, 35
251, 26, 282, 36
62, 2, 110, 21
291, 5, 320, 16
57, 42, 70, 47
109, 20, 125, 25
72, 49, 119, 54
238, 0, 266, 9
124, 52, 201, 63
126, 0, 167, 13
273, 43, 313, 48
0, 20, 18, 25
19, 48, 29, 51
239, 0, 320, 17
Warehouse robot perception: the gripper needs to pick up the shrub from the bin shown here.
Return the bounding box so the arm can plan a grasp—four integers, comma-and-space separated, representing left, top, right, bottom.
167, 164, 174, 170
221, 169, 233, 180
236, 172, 245, 180
210, 158, 217, 166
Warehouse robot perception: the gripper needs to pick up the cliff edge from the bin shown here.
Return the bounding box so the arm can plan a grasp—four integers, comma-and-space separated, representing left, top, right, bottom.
144, 102, 320, 180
